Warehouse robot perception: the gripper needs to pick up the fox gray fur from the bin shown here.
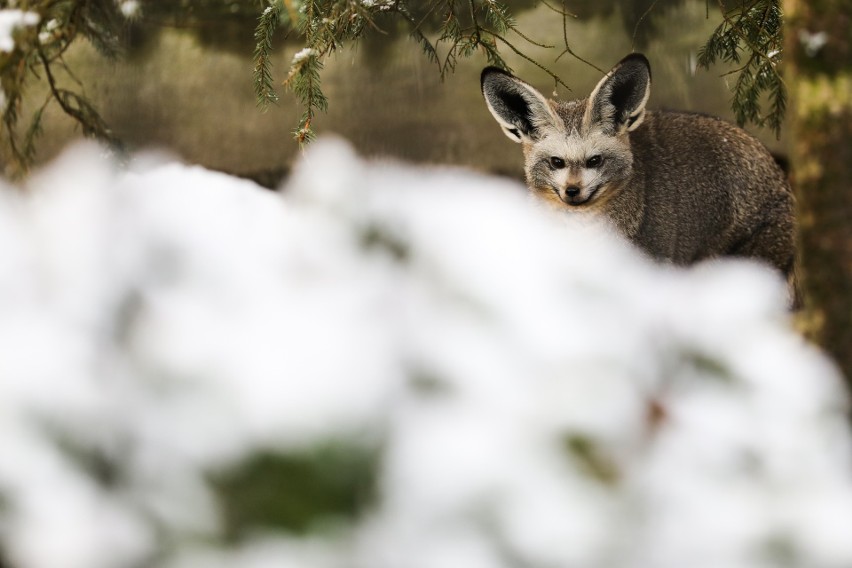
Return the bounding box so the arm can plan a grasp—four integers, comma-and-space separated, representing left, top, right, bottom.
481, 53, 796, 282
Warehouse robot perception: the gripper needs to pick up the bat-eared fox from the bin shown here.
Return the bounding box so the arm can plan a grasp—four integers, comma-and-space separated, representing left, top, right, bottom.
481, 53, 796, 300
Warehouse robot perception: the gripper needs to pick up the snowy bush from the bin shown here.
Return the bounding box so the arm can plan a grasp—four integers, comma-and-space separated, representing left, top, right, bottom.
1, 139, 851, 568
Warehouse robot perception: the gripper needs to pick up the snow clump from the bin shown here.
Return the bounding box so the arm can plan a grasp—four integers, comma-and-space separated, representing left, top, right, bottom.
116, 0, 141, 19
0, 9, 39, 53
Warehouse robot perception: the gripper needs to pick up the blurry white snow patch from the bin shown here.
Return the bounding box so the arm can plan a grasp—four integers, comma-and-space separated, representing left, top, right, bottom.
0, 138, 850, 568
116, 1, 141, 19
0, 9, 39, 52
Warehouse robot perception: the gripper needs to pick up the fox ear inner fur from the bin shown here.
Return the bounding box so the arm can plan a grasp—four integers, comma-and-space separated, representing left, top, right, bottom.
586, 53, 652, 134
481, 67, 558, 143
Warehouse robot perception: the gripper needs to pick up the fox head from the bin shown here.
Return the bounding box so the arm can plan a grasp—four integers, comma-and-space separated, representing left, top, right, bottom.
481, 54, 651, 209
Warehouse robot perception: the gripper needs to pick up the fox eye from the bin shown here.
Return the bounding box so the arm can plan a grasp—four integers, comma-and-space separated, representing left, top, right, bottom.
549, 156, 565, 169
585, 155, 603, 168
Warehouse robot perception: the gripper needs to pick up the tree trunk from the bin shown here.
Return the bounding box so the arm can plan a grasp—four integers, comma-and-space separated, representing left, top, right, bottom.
784, 0, 852, 382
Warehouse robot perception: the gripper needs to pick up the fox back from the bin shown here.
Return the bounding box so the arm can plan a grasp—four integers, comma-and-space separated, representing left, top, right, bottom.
481, 53, 795, 279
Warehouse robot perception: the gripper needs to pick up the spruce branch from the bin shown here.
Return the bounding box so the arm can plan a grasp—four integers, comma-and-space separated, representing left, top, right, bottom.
491, 32, 570, 91
697, 0, 786, 136
20, 94, 50, 166
254, 2, 282, 109
255, 0, 595, 144
631, 0, 663, 50
396, 3, 440, 68
38, 48, 122, 151
285, 48, 328, 145
540, 0, 602, 76
0, 0, 136, 175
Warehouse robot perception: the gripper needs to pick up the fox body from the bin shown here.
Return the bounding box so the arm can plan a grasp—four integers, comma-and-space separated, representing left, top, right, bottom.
481, 54, 795, 278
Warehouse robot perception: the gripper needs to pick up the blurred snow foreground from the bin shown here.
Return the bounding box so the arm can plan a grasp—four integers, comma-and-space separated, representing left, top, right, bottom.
1, 139, 851, 568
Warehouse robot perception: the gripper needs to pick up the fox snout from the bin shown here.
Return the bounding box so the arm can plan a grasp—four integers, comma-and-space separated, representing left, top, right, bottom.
557, 183, 597, 206
552, 170, 594, 205
561, 184, 581, 204
564, 186, 581, 199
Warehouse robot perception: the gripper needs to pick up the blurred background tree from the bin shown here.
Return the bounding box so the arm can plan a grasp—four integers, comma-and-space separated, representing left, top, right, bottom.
783, 0, 852, 384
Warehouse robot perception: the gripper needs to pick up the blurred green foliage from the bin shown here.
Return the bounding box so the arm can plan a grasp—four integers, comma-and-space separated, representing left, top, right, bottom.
212, 443, 380, 540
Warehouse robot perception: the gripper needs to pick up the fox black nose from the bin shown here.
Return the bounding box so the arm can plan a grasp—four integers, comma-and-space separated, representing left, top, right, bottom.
565, 186, 581, 199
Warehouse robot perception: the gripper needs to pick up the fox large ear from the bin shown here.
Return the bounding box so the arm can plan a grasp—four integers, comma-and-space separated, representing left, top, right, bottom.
586, 53, 651, 134
481, 67, 560, 143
